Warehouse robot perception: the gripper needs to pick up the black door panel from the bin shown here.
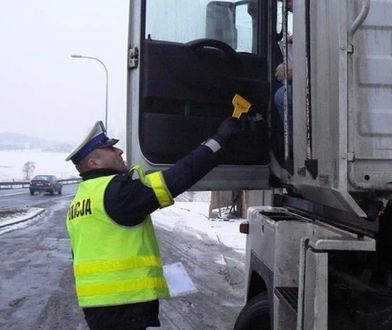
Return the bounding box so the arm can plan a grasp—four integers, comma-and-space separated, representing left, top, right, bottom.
140, 112, 269, 165
140, 39, 270, 165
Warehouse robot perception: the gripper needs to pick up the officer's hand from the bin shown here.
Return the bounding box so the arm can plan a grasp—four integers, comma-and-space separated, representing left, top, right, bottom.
216, 117, 241, 143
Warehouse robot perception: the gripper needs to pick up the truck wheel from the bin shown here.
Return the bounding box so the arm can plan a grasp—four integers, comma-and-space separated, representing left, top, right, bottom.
233, 292, 271, 330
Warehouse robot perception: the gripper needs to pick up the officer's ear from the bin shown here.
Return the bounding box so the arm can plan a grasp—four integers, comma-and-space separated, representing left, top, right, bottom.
76, 157, 96, 174
87, 156, 101, 169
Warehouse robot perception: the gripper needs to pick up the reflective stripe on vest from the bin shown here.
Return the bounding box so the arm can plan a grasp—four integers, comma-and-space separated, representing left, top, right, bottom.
77, 277, 168, 297
130, 165, 174, 208
66, 175, 169, 307
74, 256, 162, 276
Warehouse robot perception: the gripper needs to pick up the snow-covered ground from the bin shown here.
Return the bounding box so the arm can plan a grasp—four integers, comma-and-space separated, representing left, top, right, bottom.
0, 149, 78, 181
154, 192, 247, 255
0, 207, 46, 235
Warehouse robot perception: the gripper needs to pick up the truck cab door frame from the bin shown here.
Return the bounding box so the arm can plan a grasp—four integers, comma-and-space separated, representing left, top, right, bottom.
127, 0, 284, 191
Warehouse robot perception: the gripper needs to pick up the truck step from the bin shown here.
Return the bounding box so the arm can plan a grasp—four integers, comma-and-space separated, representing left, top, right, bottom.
260, 210, 303, 222
274, 287, 298, 313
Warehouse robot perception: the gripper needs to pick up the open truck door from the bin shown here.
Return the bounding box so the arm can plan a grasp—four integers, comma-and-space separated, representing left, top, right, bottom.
126, 0, 279, 190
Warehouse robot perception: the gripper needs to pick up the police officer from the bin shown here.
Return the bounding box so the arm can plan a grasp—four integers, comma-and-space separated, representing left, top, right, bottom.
65, 117, 240, 330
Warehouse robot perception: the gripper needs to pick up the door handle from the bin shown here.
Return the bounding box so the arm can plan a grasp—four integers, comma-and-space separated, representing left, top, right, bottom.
349, 0, 370, 38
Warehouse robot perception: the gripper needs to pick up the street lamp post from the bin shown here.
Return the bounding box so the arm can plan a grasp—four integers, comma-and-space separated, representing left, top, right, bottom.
71, 54, 109, 130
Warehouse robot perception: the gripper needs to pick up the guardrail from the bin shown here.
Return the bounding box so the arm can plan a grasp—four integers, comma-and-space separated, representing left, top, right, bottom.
0, 178, 81, 190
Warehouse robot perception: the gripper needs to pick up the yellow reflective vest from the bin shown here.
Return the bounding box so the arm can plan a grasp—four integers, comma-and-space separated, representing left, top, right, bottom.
66, 172, 173, 307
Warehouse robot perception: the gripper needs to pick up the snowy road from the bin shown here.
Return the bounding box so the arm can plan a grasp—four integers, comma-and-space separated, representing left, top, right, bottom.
0, 192, 246, 329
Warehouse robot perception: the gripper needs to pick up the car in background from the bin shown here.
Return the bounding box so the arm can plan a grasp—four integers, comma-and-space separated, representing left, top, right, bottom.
29, 175, 63, 195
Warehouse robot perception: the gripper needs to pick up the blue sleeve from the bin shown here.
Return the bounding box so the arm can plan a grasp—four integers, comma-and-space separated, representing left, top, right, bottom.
162, 145, 219, 197
104, 145, 219, 226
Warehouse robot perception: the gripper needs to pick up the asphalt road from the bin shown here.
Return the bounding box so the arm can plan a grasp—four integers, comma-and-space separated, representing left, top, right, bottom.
0, 184, 76, 209
0, 187, 245, 330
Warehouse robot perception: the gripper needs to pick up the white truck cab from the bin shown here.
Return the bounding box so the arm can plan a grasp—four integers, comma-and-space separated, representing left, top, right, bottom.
127, 0, 392, 328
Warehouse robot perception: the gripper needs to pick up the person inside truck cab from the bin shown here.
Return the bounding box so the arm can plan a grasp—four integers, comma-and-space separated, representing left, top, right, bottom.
274, 0, 293, 140
65, 117, 240, 330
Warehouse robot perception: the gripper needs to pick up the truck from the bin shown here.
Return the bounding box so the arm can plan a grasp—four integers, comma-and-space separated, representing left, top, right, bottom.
126, 0, 392, 328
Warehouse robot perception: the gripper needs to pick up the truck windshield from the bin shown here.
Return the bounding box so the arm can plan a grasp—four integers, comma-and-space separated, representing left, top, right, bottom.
145, 0, 258, 54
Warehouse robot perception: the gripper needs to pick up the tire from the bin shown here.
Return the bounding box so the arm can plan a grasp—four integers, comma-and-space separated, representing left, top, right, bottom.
233, 292, 271, 330
30, 190, 34, 195
50, 189, 55, 195
58, 188, 62, 195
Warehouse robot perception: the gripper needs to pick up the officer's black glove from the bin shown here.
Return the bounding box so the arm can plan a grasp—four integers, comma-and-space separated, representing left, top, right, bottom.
213, 117, 241, 146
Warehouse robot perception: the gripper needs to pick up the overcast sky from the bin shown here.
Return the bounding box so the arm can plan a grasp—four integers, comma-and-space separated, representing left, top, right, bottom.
0, 0, 129, 146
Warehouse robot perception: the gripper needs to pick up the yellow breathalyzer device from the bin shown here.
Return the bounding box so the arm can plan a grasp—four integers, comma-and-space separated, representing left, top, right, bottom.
232, 94, 252, 119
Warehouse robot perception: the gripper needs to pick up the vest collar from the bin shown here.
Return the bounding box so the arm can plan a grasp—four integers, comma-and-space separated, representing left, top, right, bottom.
81, 169, 124, 181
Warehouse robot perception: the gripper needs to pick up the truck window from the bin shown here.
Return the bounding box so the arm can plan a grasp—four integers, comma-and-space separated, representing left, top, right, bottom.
146, 1, 209, 43
145, 0, 258, 54
235, 3, 254, 53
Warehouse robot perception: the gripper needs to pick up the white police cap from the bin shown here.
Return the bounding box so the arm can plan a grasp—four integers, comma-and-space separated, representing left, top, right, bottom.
65, 121, 119, 164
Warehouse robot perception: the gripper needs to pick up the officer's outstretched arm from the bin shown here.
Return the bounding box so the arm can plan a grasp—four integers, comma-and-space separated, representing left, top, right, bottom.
162, 117, 240, 198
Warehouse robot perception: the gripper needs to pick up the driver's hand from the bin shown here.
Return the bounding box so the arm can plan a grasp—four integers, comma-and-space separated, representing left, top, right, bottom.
275, 60, 293, 83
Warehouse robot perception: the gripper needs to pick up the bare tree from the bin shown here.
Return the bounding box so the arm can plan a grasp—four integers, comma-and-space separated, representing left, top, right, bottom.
22, 161, 36, 180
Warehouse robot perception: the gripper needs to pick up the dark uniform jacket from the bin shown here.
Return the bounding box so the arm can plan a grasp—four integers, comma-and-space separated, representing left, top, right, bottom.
81, 143, 220, 329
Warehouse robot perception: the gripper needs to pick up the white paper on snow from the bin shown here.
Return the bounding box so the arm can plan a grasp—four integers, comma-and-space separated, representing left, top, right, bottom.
163, 262, 198, 297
